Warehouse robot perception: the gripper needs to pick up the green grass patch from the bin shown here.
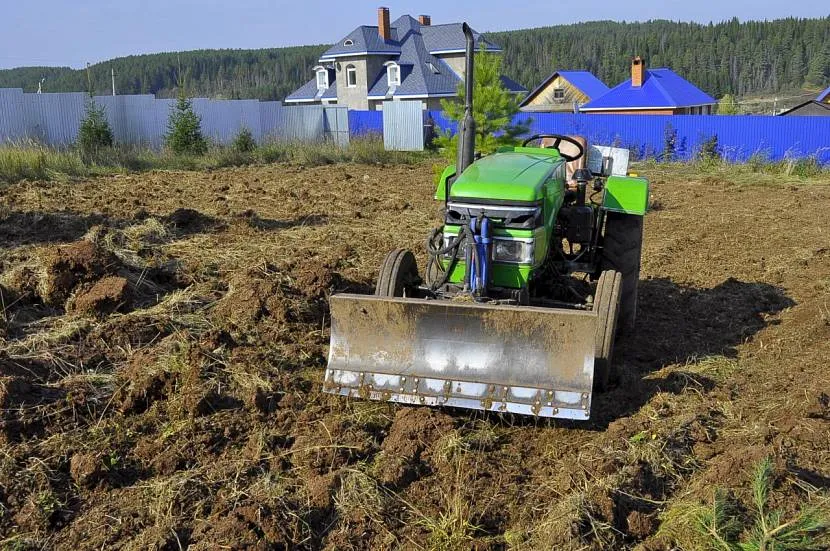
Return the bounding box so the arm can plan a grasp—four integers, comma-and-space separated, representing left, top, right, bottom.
634, 156, 830, 187
0, 137, 432, 185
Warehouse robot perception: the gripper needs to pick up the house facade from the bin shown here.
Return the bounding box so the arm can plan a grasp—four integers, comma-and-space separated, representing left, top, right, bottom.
519, 70, 609, 113
779, 86, 830, 116
285, 8, 526, 110
579, 57, 716, 115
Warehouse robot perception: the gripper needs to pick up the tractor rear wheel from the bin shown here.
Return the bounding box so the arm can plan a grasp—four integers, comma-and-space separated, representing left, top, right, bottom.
602, 212, 643, 334
375, 249, 420, 297
593, 269, 621, 392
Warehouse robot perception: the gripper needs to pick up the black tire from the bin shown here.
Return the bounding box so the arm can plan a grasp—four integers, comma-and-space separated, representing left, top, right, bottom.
602, 212, 643, 334
593, 270, 621, 392
375, 249, 420, 297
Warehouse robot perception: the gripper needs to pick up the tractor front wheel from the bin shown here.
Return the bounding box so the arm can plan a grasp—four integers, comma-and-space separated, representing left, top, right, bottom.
593, 269, 622, 392
375, 249, 420, 297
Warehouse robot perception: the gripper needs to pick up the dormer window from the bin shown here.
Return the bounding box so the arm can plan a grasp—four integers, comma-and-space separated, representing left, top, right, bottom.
343, 39, 354, 46
427, 62, 440, 74
315, 67, 329, 90
385, 62, 401, 86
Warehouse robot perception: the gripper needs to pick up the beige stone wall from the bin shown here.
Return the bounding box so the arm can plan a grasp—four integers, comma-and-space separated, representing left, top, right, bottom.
331, 55, 394, 110
439, 53, 467, 78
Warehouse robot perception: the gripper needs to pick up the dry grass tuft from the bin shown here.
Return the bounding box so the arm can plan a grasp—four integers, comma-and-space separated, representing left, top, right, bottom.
335, 466, 388, 524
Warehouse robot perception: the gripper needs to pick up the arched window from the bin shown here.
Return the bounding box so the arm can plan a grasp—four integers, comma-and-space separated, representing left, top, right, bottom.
345, 64, 357, 88
314, 66, 328, 90
385, 61, 401, 86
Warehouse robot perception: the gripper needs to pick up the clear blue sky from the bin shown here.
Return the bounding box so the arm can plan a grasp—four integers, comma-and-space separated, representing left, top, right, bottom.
0, 0, 826, 69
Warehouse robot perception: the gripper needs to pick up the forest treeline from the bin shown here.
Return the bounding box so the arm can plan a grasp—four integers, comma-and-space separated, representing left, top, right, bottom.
0, 17, 827, 101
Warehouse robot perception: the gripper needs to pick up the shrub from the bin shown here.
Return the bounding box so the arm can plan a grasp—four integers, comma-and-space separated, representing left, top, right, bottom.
717, 94, 740, 115
78, 100, 114, 161
697, 134, 721, 162
232, 128, 256, 153
663, 123, 678, 162
166, 93, 208, 155
434, 47, 530, 167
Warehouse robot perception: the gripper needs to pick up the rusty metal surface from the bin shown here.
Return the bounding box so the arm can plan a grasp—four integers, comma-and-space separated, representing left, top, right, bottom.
325, 294, 597, 418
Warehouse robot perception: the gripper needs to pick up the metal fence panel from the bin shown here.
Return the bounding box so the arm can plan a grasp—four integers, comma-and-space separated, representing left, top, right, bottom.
421, 111, 830, 164
383, 101, 424, 151
259, 101, 282, 141
22, 92, 86, 146
192, 98, 262, 144
0, 88, 26, 143
276, 105, 324, 142
0, 89, 330, 148
324, 106, 349, 146
349, 110, 383, 136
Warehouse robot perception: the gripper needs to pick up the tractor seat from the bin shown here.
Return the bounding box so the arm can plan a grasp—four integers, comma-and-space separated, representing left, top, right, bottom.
541, 135, 588, 184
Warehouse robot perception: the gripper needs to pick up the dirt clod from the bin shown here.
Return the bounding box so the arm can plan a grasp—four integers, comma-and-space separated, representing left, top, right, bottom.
374, 407, 454, 487
69, 452, 104, 488
37, 240, 117, 305
68, 276, 131, 316
627, 510, 657, 539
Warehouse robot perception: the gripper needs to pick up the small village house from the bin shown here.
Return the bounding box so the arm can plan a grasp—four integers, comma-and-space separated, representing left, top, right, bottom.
779, 86, 830, 116
579, 56, 716, 115
519, 70, 609, 113
285, 7, 526, 110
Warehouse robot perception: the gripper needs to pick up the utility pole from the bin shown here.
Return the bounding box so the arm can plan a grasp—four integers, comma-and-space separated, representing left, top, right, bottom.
111, 67, 116, 96
86, 63, 92, 96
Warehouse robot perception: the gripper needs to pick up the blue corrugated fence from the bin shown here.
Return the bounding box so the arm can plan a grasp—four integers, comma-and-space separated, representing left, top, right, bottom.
348, 110, 383, 137
351, 109, 830, 164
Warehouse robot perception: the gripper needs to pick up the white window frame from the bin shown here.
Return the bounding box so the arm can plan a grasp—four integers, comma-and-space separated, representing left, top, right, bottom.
316, 69, 328, 90
346, 65, 357, 88
386, 62, 401, 86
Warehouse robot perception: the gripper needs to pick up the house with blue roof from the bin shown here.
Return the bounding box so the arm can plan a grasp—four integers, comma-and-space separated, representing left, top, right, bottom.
779, 85, 830, 116
519, 70, 609, 112
284, 8, 526, 111
579, 57, 716, 115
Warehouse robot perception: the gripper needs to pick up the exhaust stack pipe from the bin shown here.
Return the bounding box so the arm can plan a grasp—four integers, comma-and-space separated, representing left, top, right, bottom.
456, 23, 476, 175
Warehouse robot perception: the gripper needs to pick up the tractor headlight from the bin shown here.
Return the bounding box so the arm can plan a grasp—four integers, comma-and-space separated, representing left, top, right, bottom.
492, 238, 534, 264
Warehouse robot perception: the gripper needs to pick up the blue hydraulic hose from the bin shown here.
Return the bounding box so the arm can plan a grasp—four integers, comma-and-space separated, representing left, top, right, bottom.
480, 217, 490, 295
469, 218, 478, 291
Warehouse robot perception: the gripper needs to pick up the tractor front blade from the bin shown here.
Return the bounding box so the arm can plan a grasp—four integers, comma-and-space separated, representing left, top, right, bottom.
324, 294, 597, 419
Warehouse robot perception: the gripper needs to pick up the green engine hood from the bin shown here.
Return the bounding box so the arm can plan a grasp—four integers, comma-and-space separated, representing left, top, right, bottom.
449, 148, 565, 203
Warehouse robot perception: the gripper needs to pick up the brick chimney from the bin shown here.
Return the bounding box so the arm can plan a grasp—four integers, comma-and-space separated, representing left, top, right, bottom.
378, 7, 391, 41
631, 56, 644, 87
418, 15, 431, 26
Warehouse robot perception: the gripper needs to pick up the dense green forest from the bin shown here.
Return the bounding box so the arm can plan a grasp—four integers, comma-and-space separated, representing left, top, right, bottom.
0, 17, 827, 102
490, 18, 830, 98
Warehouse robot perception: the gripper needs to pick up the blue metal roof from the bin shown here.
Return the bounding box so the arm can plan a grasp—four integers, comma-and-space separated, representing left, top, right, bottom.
581, 68, 716, 110
556, 71, 609, 100
817, 85, 830, 103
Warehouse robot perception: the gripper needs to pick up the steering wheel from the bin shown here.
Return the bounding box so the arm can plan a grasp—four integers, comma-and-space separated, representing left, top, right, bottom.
522, 134, 585, 162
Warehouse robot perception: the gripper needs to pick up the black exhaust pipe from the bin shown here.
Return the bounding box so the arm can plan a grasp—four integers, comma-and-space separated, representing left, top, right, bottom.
456, 23, 476, 176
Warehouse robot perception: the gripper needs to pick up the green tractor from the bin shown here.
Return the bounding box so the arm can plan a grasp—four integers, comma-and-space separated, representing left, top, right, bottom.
324, 24, 648, 420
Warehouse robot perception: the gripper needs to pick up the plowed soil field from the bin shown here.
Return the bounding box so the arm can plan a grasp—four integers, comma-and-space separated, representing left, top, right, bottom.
1, 161, 828, 550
